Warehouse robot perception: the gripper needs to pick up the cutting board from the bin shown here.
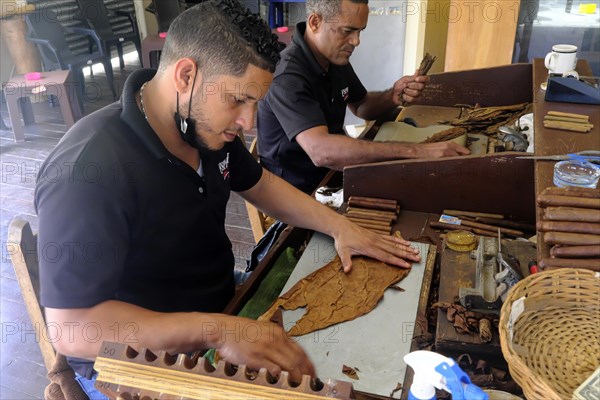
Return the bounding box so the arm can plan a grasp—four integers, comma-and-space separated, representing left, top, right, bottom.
279, 233, 430, 399
374, 122, 468, 147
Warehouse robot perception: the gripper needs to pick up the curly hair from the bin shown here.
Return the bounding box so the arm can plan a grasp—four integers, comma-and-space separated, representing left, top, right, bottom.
306, 0, 368, 22
158, 0, 283, 77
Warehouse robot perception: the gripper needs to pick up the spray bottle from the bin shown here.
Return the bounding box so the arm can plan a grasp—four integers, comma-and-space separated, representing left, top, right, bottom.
404, 350, 489, 400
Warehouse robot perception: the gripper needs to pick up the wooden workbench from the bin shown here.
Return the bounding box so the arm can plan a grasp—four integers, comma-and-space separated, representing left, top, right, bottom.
225, 61, 597, 398
531, 59, 600, 260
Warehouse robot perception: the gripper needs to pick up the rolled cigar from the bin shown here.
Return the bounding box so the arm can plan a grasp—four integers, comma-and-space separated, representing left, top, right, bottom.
349, 196, 397, 206
542, 187, 600, 199
348, 198, 397, 212
346, 215, 391, 228
347, 207, 397, 218
551, 245, 600, 258
351, 219, 392, 232
547, 111, 589, 121
537, 194, 600, 210
539, 257, 600, 272
543, 231, 600, 246
443, 210, 504, 219
459, 220, 523, 237
472, 228, 502, 238
476, 217, 536, 232
352, 223, 391, 235
544, 207, 600, 223
544, 115, 591, 124
346, 211, 395, 223
543, 120, 594, 129
543, 120, 594, 128
543, 119, 592, 126
430, 221, 473, 232
361, 226, 392, 235
537, 220, 600, 235
543, 122, 592, 133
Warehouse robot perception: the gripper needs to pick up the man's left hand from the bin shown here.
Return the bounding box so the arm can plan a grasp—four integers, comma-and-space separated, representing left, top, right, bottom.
392, 70, 430, 105
333, 220, 421, 273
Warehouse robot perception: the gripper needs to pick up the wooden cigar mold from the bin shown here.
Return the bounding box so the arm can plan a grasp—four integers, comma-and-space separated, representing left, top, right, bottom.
94, 342, 355, 400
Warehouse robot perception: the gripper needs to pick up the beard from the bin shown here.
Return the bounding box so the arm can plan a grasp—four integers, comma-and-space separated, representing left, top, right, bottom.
177, 100, 217, 151
179, 98, 242, 151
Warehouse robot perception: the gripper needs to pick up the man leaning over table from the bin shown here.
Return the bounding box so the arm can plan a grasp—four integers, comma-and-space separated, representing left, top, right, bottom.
34, 1, 421, 399
257, 0, 470, 193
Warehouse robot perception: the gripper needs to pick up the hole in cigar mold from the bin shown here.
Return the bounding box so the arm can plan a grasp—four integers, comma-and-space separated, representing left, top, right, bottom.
311, 378, 325, 392
125, 346, 138, 359
116, 392, 134, 400
244, 368, 259, 381
223, 362, 238, 376
288, 377, 301, 388
144, 349, 157, 362
201, 358, 216, 373
163, 352, 178, 366
183, 356, 199, 369
265, 370, 279, 384
140, 396, 153, 400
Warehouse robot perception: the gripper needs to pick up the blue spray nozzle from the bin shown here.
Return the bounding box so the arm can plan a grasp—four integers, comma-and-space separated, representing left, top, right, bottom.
435, 360, 489, 400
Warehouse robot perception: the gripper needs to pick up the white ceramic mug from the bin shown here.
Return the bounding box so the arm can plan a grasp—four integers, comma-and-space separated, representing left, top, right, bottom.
545, 44, 578, 74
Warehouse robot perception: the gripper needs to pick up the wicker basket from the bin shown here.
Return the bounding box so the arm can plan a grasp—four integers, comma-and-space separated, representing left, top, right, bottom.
499, 268, 600, 400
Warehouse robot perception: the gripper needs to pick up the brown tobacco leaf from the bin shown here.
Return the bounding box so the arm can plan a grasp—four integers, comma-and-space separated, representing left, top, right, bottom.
342, 365, 359, 380
390, 382, 403, 397
259, 256, 411, 336
479, 318, 493, 343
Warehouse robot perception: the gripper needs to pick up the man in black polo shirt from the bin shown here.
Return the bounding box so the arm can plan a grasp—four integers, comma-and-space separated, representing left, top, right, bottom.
258, 0, 471, 193
35, 1, 421, 398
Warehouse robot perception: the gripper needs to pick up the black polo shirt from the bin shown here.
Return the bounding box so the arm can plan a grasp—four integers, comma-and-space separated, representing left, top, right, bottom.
257, 22, 367, 193
35, 69, 262, 375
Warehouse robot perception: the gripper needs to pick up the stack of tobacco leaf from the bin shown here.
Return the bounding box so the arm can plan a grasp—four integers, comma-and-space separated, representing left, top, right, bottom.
421, 126, 467, 144
417, 52, 437, 76
446, 103, 532, 136
401, 53, 437, 107
537, 186, 600, 272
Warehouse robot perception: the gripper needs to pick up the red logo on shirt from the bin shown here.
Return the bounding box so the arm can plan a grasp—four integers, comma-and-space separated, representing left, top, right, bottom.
219, 153, 230, 180
341, 87, 349, 101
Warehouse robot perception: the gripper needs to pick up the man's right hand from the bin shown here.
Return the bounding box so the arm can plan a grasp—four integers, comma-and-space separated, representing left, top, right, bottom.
415, 141, 470, 158
211, 315, 315, 384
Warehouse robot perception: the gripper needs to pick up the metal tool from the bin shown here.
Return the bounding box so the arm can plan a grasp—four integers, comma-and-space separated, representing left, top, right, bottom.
518, 150, 600, 163
498, 125, 529, 152
495, 230, 523, 303
459, 232, 523, 312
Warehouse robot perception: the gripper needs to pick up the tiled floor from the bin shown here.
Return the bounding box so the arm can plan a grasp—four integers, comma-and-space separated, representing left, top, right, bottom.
0, 53, 255, 399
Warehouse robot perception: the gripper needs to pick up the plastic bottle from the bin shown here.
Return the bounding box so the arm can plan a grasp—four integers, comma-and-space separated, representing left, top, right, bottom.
404, 351, 489, 400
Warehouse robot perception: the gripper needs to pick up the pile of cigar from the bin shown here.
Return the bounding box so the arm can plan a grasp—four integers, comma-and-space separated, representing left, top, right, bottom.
343, 196, 399, 235
543, 111, 593, 133
430, 210, 535, 238
537, 186, 600, 272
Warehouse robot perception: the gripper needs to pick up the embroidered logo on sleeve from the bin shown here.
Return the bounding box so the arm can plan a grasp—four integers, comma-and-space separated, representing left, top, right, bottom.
341, 87, 350, 101
218, 153, 230, 180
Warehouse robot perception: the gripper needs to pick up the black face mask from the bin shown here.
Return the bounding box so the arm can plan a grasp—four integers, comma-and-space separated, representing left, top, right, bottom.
174, 67, 199, 148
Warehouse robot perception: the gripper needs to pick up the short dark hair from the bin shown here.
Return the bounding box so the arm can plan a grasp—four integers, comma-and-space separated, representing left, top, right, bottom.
158, 0, 282, 77
306, 0, 369, 22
